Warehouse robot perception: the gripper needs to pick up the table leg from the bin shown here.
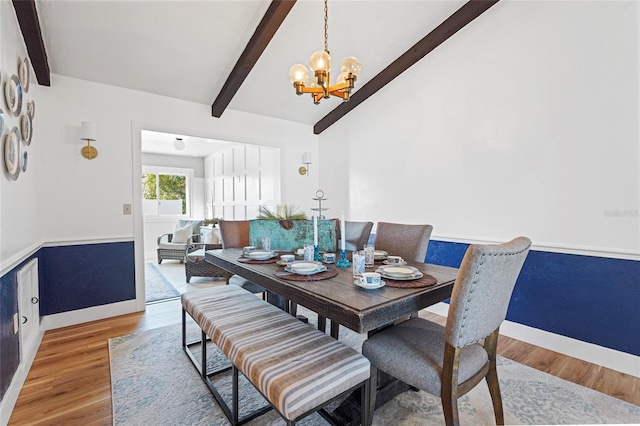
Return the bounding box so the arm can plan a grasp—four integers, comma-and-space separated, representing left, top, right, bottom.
266, 291, 288, 311
327, 368, 411, 425
330, 320, 340, 339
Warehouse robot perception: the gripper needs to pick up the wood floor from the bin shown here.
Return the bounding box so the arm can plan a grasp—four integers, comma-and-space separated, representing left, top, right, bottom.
8, 299, 640, 425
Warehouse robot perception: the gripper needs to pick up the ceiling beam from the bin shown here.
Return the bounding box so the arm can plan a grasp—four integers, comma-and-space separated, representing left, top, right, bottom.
212, 0, 296, 118
12, 0, 50, 86
313, 0, 500, 135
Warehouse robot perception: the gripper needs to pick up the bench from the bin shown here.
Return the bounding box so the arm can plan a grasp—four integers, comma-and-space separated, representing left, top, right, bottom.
181, 285, 372, 426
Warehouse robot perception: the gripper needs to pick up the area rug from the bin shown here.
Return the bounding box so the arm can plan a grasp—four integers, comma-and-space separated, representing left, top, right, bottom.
110, 312, 640, 425
144, 263, 180, 303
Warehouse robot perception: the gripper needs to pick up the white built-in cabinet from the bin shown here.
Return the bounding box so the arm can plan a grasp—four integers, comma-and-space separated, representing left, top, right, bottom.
17, 259, 40, 364
205, 145, 280, 220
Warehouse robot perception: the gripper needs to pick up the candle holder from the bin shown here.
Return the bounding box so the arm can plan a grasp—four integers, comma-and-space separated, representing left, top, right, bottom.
312, 190, 328, 220
336, 249, 351, 268
314, 245, 322, 261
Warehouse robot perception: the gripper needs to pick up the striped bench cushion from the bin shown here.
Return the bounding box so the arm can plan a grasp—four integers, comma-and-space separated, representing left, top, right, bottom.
182, 284, 252, 327
181, 286, 370, 421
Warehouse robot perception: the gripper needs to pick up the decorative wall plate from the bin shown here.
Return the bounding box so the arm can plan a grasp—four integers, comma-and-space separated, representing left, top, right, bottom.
4, 127, 20, 180
26, 100, 35, 119
19, 57, 30, 93
21, 113, 32, 145
4, 75, 22, 117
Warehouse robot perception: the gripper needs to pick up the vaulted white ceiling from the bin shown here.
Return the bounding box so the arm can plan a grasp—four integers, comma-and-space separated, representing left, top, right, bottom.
35, 0, 468, 128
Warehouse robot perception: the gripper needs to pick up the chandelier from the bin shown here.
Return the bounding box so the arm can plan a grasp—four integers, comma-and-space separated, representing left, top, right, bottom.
288, 0, 361, 105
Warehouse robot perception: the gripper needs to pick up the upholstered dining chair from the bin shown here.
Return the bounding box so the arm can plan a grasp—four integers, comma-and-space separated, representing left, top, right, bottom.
344, 221, 374, 252
362, 237, 531, 426
373, 222, 433, 263
218, 220, 266, 297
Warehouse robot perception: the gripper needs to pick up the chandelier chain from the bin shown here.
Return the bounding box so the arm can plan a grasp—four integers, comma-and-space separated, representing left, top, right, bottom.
324, 0, 329, 53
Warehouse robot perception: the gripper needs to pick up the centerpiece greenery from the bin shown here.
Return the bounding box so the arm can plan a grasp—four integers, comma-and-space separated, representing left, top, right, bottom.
257, 205, 307, 220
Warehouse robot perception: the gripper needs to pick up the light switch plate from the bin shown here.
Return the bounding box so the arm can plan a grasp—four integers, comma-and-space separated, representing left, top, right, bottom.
13, 313, 19, 334
123, 204, 132, 215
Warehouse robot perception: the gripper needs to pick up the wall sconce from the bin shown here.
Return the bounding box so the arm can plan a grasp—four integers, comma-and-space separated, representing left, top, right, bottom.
80, 122, 97, 160
299, 152, 312, 176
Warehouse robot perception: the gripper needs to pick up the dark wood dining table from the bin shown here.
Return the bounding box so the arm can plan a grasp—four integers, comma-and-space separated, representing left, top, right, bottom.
204, 248, 459, 424
204, 248, 458, 336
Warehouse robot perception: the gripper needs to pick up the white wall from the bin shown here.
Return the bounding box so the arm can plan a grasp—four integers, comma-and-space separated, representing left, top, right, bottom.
142, 152, 205, 177
320, 1, 639, 258
4, 73, 315, 313
0, 1, 42, 272
33, 73, 318, 240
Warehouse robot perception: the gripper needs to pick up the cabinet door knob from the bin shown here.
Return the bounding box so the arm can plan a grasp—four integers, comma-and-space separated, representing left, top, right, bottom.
31, 297, 39, 304
22, 316, 27, 324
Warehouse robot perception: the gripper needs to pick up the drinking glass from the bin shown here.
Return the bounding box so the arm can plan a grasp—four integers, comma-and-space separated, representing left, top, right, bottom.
262, 237, 271, 251
364, 244, 375, 267
303, 244, 315, 261
352, 251, 365, 276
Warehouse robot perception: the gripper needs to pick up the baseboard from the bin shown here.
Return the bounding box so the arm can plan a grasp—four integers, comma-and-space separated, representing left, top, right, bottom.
425, 303, 640, 378
40, 299, 142, 331
0, 331, 44, 425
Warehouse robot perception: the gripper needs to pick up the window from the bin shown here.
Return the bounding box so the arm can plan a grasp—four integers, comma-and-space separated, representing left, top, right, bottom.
142, 167, 193, 217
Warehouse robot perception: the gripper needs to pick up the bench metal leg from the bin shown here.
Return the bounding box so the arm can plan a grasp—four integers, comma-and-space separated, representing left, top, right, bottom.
182, 308, 272, 425
201, 330, 207, 379
363, 372, 373, 426
233, 366, 239, 425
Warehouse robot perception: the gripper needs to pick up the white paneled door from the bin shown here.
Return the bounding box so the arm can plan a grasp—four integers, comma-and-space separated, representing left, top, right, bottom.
205, 144, 281, 220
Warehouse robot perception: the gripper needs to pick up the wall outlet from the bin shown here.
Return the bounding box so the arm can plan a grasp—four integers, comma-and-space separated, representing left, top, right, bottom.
123, 204, 132, 215
13, 313, 19, 334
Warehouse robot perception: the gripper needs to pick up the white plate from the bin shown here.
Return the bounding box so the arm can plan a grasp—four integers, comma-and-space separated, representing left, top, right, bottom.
354, 279, 385, 290
377, 265, 417, 277
288, 261, 322, 273
21, 114, 32, 145
4, 127, 20, 180
379, 271, 424, 281
285, 264, 327, 275
244, 250, 276, 260
19, 58, 30, 93
383, 260, 407, 266
26, 100, 34, 119
5, 75, 22, 117
373, 250, 388, 259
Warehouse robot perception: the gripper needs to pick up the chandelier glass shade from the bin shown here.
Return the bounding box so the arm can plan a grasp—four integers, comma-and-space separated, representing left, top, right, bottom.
289, 0, 361, 104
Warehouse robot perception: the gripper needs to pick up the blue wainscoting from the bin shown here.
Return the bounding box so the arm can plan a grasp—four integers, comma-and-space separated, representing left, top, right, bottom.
425, 240, 640, 357
0, 241, 135, 403
40, 242, 136, 315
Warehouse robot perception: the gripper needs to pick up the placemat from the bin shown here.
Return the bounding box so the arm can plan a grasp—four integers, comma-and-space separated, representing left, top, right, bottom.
237, 257, 279, 264
274, 267, 339, 281
384, 274, 437, 288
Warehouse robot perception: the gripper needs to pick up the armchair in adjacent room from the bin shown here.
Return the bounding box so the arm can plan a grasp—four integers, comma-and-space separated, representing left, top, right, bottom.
184, 227, 230, 283
156, 219, 203, 264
